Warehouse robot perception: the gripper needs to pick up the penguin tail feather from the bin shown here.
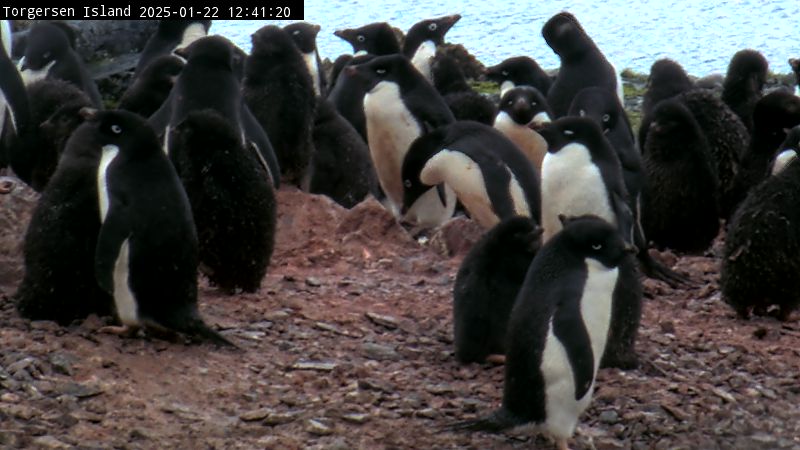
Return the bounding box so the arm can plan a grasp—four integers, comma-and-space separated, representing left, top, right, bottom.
444, 408, 527, 433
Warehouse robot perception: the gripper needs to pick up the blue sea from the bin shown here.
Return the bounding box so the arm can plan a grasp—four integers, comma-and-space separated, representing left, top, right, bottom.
211, 0, 798, 77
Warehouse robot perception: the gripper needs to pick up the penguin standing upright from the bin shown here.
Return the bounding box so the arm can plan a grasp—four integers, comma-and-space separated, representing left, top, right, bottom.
538, 117, 642, 369
348, 54, 457, 228
453, 216, 542, 364
136, 20, 211, 74
485, 56, 553, 97
722, 49, 768, 134
15, 108, 112, 324
328, 22, 401, 141
402, 14, 461, 82
450, 215, 637, 450
542, 12, 620, 118
243, 25, 316, 187
638, 58, 694, 150
728, 90, 800, 216
19, 22, 102, 108
493, 86, 552, 171
284, 22, 327, 97
640, 99, 720, 253
150, 36, 277, 294
722, 156, 800, 321
0, 19, 29, 171
92, 109, 232, 345
401, 120, 541, 229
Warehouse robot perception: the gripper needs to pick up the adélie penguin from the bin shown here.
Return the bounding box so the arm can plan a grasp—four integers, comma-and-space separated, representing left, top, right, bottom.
92, 108, 233, 346
449, 214, 637, 450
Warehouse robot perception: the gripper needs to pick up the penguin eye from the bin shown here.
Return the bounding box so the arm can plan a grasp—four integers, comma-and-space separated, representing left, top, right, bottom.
428, 23, 438, 31
563, 129, 574, 136
42, 51, 51, 60
357, 35, 365, 42
591, 243, 602, 250
110, 124, 122, 135
507, 99, 513, 106
404, 179, 412, 188
292, 30, 301, 35
579, 109, 586, 117
376, 68, 386, 75
501, 70, 508, 76
531, 101, 537, 106
602, 114, 610, 122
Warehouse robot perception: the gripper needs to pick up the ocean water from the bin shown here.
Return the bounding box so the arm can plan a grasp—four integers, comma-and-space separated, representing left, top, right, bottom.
211, 0, 798, 77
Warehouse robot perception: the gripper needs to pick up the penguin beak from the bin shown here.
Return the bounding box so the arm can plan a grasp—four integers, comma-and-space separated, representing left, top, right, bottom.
438, 14, 462, 33
623, 243, 638, 254
312, 24, 321, 35
18, 57, 27, 72
79, 107, 98, 121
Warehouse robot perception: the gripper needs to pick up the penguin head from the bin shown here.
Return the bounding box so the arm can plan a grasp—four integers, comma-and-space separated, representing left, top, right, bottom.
724, 49, 768, 92
542, 12, 591, 60
20, 22, 73, 71
171, 109, 241, 162
76, 108, 161, 159
493, 216, 544, 254
40, 100, 91, 149
568, 87, 623, 135
752, 90, 800, 154
251, 25, 298, 59
557, 214, 636, 268
646, 99, 704, 157
333, 22, 400, 55
538, 116, 606, 155
431, 54, 469, 94
499, 86, 551, 127
137, 54, 185, 89
404, 14, 461, 55
284, 22, 322, 54
179, 35, 236, 72
346, 54, 415, 93
485, 56, 543, 85
777, 124, 800, 154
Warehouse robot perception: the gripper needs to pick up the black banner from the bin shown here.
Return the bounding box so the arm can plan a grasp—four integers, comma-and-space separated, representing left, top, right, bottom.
1, 2, 304, 20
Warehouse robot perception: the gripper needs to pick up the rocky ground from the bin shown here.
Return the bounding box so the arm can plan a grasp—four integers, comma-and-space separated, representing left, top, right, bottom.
1, 181, 799, 450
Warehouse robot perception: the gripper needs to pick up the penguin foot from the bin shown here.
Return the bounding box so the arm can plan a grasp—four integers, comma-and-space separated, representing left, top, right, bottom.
600, 350, 639, 370
485, 354, 506, 365
555, 437, 571, 450
638, 252, 692, 288
98, 324, 139, 337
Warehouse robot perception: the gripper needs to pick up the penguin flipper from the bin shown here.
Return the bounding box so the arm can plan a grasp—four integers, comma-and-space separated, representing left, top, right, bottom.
611, 191, 635, 245
94, 201, 131, 295
241, 103, 281, 188
445, 407, 528, 433
552, 292, 594, 401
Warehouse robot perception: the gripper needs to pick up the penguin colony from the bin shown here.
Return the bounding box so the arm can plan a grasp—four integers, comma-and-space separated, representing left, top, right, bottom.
2, 15, 799, 450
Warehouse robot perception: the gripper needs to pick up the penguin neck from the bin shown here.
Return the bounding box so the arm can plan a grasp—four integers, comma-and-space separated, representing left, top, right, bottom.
19, 59, 57, 86
411, 40, 437, 82
493, 111, 548, 170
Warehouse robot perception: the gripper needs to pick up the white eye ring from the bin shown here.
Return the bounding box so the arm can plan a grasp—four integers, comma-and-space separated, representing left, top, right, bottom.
42, 51, 51, 60
376, 68, 386, 75
563, 129, 574, 136
428, 23, 437, 31
592, 244, 602, 250
501, 70, 508, 76
357, 35, 365, 42
602, 114, 610, 122
292, 30, 300, 35
579, 109, 586, 117
404, 179, 412, 188
531, 101, 537, 106
111, 124, 122, 134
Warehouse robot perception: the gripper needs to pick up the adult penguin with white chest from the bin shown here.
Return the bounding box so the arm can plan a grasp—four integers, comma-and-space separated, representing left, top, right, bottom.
149, 36, 278, 293
93, 109, 232, 346
135, 20, 211, 74
492, 86, 552, 171
537, 117, 643, 369
347, 53, 457, 228
542, 12, 621, 118
449, 215, 637, 450
403, 14, 461, 82
19, 21, 103, 108
243, 25, 316, 187
401, 120, 541, 229
284, 22, 327, 97
0, 20, 30, 172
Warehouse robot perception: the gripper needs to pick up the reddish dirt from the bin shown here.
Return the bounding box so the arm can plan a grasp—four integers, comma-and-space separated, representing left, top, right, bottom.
1, 182, 799, 450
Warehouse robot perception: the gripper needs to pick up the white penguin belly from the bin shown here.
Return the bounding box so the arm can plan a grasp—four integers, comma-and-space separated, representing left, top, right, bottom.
303, 52, 321, 96
19, 59, 56, 86
1, 20, 11, 57
772, 149, 797, 175
97, 145, 120, 221
364, 81, 423, 215
541, 259, 616, 440
541, 143, 615, 242
493, 112, 548, 170
403, 185, 457, 228
411, 40, 436, 82
421, 149, 529, 228
112, 239, 139, 326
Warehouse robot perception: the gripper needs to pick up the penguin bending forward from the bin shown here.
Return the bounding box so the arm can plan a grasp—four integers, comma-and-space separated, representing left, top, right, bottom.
449, 214, 637, 450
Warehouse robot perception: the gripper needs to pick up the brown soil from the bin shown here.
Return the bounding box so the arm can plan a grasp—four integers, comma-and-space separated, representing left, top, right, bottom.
1, 182, 799, 450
